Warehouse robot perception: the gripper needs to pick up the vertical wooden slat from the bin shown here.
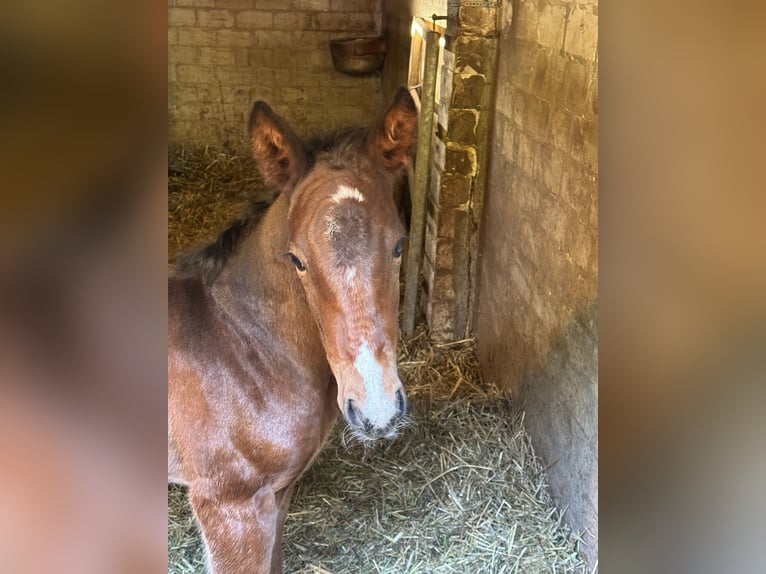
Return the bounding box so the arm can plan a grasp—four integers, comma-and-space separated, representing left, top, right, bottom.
402, 29, 440, 336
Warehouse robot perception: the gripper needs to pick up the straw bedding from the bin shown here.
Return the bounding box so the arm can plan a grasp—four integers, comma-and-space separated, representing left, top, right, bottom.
167, 147, 588, 574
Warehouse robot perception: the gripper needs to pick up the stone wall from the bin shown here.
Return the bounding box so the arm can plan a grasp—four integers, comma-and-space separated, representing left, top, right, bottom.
475, 0, 598, 566
168, 0, 382, 149
382, 1, 498, 341
424, 6, 498, 340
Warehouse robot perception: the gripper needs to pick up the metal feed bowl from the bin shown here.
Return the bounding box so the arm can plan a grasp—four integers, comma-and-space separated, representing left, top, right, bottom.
330, 36, 386, 76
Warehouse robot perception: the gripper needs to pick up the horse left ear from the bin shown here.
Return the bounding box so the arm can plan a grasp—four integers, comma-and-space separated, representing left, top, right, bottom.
249, 101, 308, 193
370, 87, 418, 171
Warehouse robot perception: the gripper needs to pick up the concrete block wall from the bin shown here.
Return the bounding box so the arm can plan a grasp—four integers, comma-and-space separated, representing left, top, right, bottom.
475, 0, 598, 566
168, 0, 382, 149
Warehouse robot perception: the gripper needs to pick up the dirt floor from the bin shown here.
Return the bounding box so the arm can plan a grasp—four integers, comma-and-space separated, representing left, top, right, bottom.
167, 147, 589, 574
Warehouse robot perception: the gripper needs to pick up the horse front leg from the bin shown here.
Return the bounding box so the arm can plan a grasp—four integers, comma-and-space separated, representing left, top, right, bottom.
268, 483, 296, 574
190, 480, 279, 574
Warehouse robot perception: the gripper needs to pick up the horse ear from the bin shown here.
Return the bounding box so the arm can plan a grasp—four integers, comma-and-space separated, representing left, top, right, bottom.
371, 87, 418, 171
248, 102, 308, 192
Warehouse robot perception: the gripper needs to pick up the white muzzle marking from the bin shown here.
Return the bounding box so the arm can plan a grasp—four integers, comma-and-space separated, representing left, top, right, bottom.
353, 341, 396, 427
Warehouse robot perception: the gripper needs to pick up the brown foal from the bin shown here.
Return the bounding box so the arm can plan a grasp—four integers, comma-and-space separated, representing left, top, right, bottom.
168, 88, 418, 573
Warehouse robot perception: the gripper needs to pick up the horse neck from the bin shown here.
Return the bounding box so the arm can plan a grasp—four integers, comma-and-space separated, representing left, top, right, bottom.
210, 193, 328, 376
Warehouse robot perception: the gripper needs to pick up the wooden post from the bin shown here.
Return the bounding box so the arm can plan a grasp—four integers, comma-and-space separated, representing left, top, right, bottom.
402, 29, 440, 336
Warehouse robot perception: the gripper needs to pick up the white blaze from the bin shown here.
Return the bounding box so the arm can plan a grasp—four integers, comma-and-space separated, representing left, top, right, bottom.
331, 184, 365, 204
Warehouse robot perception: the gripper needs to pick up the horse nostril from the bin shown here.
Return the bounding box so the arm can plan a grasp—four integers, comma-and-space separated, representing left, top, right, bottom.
395, 389, 407, 419
345, 399, 362, 428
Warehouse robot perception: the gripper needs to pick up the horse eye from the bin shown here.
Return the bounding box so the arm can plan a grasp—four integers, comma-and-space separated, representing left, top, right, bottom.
393, 238, 406, 259
288, 253, 306, 272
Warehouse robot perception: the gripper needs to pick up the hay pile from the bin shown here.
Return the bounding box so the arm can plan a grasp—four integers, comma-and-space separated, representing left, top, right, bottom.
168, 146, 267, 260
167, 147, 589, 574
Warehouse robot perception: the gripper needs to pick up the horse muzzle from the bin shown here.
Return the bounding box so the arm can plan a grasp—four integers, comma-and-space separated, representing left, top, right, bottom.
343, 386, 407, 440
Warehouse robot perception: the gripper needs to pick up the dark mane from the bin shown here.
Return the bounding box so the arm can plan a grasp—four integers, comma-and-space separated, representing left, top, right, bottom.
172, 200, 272, 284
173, 126, 371, 284
307, 127, 369, 169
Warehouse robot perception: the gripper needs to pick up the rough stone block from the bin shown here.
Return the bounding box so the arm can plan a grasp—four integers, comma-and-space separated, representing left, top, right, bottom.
169, 7, 197, 26
454, 36, 495, 75
195, 48, 227, 66
508, 90, 527, 128
567, 222, 593, 271
452, 74, 492, 110
236, 10, 272, 29
447, 109, 479, 146
249, 47, 274, 67
435, 240, 455, 272
175, 0, 215, 6
564, 7, 598, 61
254, 0, 292, 9
177, 27, 216, 46
313, 11, 375, 31
429, 298, 456, 341
292, 0, 331, 9
550, 108, 573, 152
509, 42, 535, 91
330, 0, 370, 10
215, 0, 254, 8
526, 96, 551, 139
289, 70, 327, 87
559, 162, 590, 210
537, 4, 566, 50
255, 30, 291, 48
439, 173, 472, 208
513, 171, 540, 214
540, 195, 569, 247
169, 46, 198, 66
515, 0, 538, 43
564, 58, 589, 113
176, 63, 216, 84
430, 272, 456, 308
213, 65, 255, 85
540, 146, 565, 197
542, 52, 567, 102
570, 115, 586, 163
459, 6, 498, 36
216, 29, 253, 47
197, 9, 235, 28
531, 49, 549, 97
444, 142, 477, 176
515, 132, 535, 176
274, 11, 311, 30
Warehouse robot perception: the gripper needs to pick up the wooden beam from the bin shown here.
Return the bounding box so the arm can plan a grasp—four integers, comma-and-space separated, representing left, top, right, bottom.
401, 29, 440, 336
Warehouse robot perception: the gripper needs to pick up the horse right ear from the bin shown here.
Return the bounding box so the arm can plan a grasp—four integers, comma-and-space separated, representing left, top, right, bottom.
249, 102, 308, 192
370, 87, 419, 171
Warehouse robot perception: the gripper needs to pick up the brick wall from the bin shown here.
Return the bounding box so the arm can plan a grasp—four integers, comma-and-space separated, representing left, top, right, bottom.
168, 0, 382, 149
475, 0, 598, 566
